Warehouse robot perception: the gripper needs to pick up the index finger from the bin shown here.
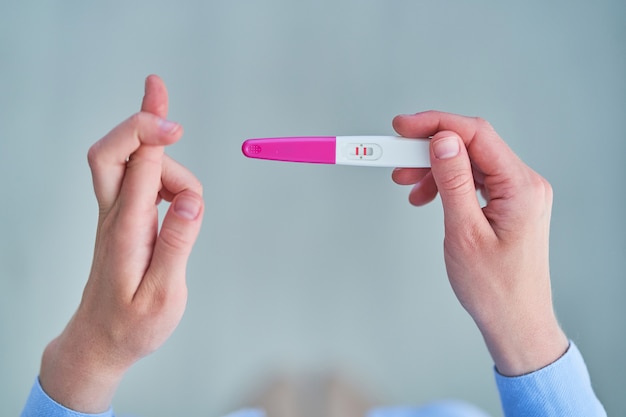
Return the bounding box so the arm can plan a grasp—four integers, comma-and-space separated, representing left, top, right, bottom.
158, 154, 203, 202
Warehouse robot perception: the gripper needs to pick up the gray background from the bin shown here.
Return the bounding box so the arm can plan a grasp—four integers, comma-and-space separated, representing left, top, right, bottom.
1, 1, 624, 416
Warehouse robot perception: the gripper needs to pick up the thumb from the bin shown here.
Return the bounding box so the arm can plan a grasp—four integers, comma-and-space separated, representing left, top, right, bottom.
147, 191, 204, 291
429, 132, 487, 236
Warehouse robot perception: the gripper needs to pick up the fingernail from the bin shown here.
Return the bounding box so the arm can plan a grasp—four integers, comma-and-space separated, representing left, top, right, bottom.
174, 196, 201, 220
433, 136, 460, 159
159, 118, 179, 134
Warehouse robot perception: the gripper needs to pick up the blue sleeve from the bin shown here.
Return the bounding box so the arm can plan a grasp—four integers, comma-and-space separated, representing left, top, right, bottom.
23, 342, 605, 417
20, 376, 266, 417
495, 341, 607, 417
21, 377, 114, 417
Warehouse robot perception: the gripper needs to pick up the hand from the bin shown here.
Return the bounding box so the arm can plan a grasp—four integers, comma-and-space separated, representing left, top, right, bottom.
392, 111, 568, 376
39, 75, 204, 413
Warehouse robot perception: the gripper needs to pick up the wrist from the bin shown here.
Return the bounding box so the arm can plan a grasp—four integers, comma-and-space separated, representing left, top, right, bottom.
478, 310, 569, 376
39, 331, 127, 414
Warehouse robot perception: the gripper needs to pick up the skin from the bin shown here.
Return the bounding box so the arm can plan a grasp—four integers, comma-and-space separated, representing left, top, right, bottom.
39, 75, 204, 413
36, 80, 568, 413
391, 112, 568, 376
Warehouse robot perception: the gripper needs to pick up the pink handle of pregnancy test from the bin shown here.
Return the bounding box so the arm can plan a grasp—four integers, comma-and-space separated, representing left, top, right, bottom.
241, 137, 336, 164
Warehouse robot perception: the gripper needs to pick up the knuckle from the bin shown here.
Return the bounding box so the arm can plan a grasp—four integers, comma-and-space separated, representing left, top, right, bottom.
134, 276, 187, 326
194, 180, 203, 196
184, 179, 204, 197
132, 278, 178, 316
87, 141, 102, 168
143, 283, 171, 313
473, 116, 494, 132
422, 109, 444, 121
532, 174, 553, 207
543, 179, 554, 203
127, 111, 143, 127
159, 225, 192, 256
438, 169, 475, 196
125, 112, 149, 137
192, 182, 204, 198
526, 171, 552, 201
445, 222, 491, 257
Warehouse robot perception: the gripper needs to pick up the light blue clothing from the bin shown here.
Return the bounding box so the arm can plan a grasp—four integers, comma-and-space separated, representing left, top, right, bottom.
494, 342, 606, 417
21, 342, 606, 417
20, 378, 112, 417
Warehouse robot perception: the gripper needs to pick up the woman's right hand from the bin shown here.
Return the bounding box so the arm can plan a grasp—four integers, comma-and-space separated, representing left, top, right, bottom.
392, 111, 569, 376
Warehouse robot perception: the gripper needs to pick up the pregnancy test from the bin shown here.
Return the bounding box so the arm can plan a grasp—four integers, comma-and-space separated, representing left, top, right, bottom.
241, 136, 431, 167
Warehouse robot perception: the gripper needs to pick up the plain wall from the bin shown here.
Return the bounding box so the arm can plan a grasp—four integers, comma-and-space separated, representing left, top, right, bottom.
1, 1, 624, 416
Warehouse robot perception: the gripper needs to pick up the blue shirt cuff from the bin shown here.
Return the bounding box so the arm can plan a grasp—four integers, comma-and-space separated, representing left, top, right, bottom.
494, 341, 606, 417
21, 377, 114, 417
